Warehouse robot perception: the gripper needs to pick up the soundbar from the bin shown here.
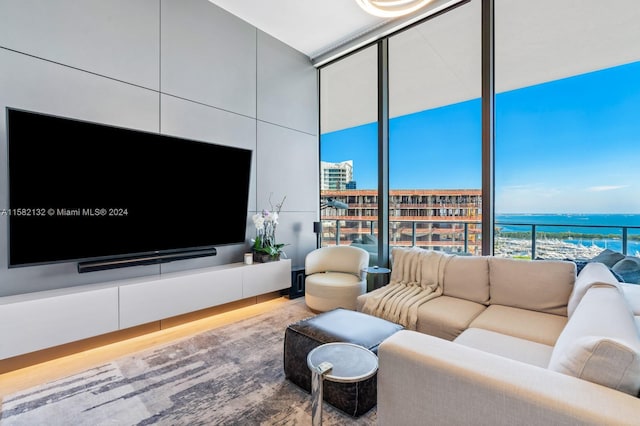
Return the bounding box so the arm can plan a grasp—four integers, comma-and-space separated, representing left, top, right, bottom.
77, 248, 217, 273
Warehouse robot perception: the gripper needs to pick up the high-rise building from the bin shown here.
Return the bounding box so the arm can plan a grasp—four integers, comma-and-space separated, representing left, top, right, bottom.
320, 160, 353, 190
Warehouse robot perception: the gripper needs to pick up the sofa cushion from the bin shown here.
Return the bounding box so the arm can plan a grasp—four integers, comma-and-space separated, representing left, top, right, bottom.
548, 286, 640, 396
469, 305, 567, 346
568, 262, 620, 317
455, 328, 554, 368
612, 255, 640, 284
590, 248, 626, 268
415, 295, 486, 341
442, 255, 490, 304
489, 257, 575, 316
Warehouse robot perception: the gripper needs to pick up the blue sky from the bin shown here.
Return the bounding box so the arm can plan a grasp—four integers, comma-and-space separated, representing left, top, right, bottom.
321, 60, 640, 214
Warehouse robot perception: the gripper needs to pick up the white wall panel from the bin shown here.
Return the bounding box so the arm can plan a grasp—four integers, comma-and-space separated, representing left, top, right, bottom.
0, 49, 159, 134
0, 0, 160, 90
268, 212, 318, 268
256, 122, 318, 212
161, 0, 256, 117
255, 122, 318, 267
160, 95, 256, 152
257, 31, 317, 135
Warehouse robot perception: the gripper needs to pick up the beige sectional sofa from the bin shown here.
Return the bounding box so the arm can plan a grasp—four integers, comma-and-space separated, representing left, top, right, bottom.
356, 251, 640, 425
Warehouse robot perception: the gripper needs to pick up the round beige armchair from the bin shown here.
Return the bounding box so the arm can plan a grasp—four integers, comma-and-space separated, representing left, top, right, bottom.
304, 245, 370, 312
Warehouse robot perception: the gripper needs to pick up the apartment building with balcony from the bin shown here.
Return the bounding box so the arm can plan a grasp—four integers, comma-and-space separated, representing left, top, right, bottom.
321, 188, 482, 254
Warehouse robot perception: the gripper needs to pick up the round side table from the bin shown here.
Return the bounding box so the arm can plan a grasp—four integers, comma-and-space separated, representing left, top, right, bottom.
363, 266, 391, 292
307, 342, 378, 425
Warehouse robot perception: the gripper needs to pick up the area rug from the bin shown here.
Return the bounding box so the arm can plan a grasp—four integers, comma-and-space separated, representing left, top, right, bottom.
0, 299, 377, 425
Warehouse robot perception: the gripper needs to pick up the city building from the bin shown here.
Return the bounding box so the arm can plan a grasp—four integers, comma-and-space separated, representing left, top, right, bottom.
320, 160, 354, 190
320, 189, 482, 254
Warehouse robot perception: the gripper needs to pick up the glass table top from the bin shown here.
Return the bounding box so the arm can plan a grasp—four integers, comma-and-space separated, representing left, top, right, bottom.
307, 342, 378, 383
363, 266, 391, 274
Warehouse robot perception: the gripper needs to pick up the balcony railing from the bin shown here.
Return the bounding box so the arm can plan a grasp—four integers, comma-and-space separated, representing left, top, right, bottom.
318, 218, 640, 259
494, 222, 640, 259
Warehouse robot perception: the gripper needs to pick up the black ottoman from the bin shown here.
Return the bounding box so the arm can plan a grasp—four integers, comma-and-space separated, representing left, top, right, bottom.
284, 308, 403, 417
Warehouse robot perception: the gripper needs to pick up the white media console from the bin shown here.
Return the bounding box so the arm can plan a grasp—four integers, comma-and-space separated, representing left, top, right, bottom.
0, 259, 291, 360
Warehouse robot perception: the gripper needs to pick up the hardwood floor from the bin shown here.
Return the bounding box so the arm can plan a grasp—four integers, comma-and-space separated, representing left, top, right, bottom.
0, 295, 295, 397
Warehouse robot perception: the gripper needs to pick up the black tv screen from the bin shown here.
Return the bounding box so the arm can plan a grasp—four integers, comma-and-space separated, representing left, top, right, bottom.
7, 108, 252, 269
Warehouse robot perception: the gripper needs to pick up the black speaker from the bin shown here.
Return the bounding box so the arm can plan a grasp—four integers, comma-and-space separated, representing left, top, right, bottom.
289, 267, 306, 299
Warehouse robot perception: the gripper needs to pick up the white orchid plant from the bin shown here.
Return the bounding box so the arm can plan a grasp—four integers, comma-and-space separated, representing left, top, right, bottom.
252, 194, 288, 259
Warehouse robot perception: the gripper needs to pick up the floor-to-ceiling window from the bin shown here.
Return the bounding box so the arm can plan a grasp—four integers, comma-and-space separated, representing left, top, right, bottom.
388, 0, 482, 255
319, 45, 379, 264
319, 0, 640, 273
494, 0, 640, 260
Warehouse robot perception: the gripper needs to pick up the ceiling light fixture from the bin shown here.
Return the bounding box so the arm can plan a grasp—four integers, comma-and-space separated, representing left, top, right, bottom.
355, 0, 436, 18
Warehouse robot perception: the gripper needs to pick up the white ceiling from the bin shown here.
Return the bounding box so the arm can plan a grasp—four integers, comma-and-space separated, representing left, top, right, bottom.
206, 0, 464, 64
207, 0, 640, 133
207, 0, 389, 59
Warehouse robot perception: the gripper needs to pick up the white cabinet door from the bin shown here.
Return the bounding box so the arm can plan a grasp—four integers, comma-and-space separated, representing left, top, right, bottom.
242, 259, 291, 298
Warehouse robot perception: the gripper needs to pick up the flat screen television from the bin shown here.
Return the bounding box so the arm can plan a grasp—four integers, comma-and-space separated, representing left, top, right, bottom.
6, 108, 252, 271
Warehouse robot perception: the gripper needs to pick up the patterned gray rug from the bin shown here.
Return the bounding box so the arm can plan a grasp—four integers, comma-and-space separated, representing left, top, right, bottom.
0, 299, 377, 425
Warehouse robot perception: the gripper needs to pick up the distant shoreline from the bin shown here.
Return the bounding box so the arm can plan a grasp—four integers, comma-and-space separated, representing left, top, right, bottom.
498, 231, 640, 241
496, 213, 640, 233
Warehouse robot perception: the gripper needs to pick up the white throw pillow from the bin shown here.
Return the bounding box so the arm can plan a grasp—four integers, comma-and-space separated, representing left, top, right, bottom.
567, 262, 620, 317
548, 286, 640, 396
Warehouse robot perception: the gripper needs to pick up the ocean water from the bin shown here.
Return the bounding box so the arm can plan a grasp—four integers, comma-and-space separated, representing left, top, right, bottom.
496, 213, 640, 255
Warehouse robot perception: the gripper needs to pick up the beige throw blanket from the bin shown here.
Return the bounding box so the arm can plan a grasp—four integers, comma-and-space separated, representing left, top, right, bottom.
362, 247, 452, 329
